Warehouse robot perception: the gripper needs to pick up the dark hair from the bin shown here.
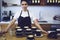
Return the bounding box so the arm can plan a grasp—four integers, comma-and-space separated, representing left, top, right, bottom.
21, 0, 28, 3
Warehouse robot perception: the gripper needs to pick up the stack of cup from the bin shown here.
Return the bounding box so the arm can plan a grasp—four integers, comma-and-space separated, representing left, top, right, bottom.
56, 29, 60, 36
35, 29, 42, 37
25, 28, 32, 35
31, 27, 37, 34
27, 34, 34, 40
16, 28, 23, 37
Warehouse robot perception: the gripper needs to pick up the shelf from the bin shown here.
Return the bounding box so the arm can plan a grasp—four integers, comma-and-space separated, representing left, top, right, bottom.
2, 0, 60, 7
21, 0, 60, 6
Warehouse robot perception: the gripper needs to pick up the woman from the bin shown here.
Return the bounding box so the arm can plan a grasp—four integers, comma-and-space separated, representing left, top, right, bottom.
2, 0, 48, 34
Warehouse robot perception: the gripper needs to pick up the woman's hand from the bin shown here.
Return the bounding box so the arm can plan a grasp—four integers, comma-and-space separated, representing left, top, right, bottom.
41, 30, 48, 34
34, 20, 48, 34
1, 29, 8, 34
0, 29, 7, 36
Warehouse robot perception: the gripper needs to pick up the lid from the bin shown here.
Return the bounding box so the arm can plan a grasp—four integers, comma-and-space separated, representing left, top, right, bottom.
28, 35, 34, 37
56, 29, 60, 31
32, 27, 36, 28
16, 27, 20, 28
26, 29, 31, 31
36, 29, 41, 31
24, 26, 29, 28
17, 29, 22, 31
48, 31, 56, 33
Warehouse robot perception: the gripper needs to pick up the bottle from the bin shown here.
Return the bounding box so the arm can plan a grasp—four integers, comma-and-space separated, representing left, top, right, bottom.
9, 28, 15, 36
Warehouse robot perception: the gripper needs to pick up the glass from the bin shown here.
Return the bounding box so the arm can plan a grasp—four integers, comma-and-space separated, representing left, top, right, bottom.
1, 34, 6, 40
47, 0, 50, 3
9, 28, 15, 36
0, 33, 6, 40
32, 0, 35, 3
58, 0, 60, 3
38, 0, 40, 3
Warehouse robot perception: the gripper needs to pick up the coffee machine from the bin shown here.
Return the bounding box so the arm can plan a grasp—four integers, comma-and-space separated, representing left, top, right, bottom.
2, 10, 13, 21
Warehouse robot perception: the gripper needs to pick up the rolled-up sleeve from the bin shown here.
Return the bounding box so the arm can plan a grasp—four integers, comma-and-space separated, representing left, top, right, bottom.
30, 12, 37, 23
13, 12, 20, 20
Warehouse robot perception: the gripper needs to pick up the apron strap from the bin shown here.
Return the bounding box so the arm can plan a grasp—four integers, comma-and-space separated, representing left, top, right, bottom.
20, 10, 30, 17
20, 10, 22, 16
27, 10, 30, 17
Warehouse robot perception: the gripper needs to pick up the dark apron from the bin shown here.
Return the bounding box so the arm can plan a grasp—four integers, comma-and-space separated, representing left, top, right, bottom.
18, 10, 31, 29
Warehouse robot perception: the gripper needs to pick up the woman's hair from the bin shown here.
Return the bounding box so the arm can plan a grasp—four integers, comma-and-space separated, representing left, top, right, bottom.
21, 0, 28, 3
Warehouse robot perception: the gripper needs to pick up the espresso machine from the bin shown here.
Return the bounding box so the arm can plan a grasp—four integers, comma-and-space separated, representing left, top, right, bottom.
2, 10, 13, 21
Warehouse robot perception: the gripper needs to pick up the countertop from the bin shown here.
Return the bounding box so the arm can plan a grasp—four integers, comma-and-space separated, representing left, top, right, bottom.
0, 20, 60, 24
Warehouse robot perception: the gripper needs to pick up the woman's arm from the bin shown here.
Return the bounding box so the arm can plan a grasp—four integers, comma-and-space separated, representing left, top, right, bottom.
2, 19, 16, 33
34, 19, 48, 34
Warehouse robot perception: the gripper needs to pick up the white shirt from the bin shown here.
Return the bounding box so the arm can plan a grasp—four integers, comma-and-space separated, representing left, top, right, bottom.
13, 10, 37, 23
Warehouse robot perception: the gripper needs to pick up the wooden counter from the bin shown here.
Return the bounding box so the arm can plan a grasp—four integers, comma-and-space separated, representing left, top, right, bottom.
0, 33, 60, 40
0, 21, 60, 40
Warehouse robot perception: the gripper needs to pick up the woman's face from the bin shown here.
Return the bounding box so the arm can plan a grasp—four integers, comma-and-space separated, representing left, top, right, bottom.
21, 1, 28, 10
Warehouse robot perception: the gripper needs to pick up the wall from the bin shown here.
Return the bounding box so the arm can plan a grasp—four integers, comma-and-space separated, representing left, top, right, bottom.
2, 6, 60, 22
3, 0, 20, 5
0, 0, 2, 22
1, 0, 60, 22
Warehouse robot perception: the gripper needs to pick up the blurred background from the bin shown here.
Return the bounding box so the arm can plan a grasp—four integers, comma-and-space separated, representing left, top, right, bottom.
0, 0, 60, 22
0, 0, 60, 40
